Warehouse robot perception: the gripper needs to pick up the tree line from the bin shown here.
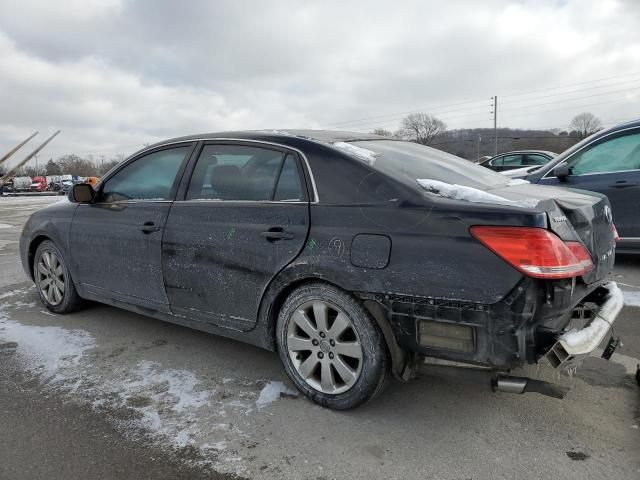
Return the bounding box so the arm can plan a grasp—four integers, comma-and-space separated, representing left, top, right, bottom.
372, 112, 603, 159
2, 154, 124, 178
2, 112, 605, 178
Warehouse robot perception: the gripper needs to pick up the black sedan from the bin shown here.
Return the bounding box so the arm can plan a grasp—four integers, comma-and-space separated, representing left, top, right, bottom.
20, 130, 622, 409
504, 119, 640, 253
480, 150, 557, 172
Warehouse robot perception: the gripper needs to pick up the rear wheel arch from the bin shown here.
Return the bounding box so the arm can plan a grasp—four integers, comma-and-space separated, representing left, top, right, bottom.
264, 276, 406, 378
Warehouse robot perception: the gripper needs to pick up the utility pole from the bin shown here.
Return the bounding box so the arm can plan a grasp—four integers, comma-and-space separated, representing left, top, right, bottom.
491, 96, 498, 155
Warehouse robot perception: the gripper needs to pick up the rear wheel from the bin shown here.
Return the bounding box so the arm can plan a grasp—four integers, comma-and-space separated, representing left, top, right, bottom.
276, 282, 389, 409
34, 240, 84, 313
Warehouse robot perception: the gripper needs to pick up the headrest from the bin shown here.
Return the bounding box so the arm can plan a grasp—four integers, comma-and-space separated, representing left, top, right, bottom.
210, 165, 243, 199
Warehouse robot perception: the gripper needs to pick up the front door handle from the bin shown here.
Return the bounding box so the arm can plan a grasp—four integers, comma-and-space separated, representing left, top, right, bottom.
609, 181, 638, 189
141, 222, 161, 234
260, 227, 295, 241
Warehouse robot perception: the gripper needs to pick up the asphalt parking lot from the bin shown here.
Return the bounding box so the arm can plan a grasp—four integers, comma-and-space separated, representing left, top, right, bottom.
0, 196, 638, 480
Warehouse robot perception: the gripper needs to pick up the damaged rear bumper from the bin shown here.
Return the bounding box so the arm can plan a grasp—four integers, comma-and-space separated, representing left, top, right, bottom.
362, 276, 623, 371
541, 282, 624, 369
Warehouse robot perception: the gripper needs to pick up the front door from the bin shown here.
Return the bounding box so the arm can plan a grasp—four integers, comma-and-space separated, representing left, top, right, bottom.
162, 142, 310, 329
538, 128, 640, 238
70, 144, 194, 311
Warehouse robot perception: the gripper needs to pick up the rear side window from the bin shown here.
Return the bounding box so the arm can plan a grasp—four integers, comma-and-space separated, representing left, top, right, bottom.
274, 155, 304, 201
502, 154, 523, 166
351, 140, 510, 190
525, 154, 549, 165
567, 130, 640, 175
101, 146, 189, 202
186, 145, 305, 201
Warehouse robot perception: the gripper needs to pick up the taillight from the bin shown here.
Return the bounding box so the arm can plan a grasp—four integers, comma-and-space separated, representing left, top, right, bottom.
470, 226, 593, 279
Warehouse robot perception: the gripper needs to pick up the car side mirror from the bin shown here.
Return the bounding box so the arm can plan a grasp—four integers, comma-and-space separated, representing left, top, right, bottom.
553, 163, 570, 182
70, 183, 95, 203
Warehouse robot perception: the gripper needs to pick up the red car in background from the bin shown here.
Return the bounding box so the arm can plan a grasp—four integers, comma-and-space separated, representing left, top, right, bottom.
30, 176, 47, 192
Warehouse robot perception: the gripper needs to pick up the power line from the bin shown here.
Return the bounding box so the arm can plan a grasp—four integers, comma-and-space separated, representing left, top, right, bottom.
498, 85, 640, 113
318, 71, 640, 130
319, 97, 490, 128
341, 84, 639, 133
500, 77, 640, 106
500, 71, 640, 99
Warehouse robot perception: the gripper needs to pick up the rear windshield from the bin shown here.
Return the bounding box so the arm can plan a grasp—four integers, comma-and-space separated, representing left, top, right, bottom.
351, 140, 511, 190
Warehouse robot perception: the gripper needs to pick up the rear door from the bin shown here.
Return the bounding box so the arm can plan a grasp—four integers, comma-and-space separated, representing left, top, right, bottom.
538, 128, 640, 238
70, 144, 194, 312
162, 141, 311, 329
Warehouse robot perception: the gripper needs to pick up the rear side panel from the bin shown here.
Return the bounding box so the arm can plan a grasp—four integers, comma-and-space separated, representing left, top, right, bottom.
295, 201, 545, 304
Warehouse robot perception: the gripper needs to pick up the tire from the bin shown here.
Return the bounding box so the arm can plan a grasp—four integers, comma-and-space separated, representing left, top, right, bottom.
276, 282, 389, 410
33, 240, 84, 314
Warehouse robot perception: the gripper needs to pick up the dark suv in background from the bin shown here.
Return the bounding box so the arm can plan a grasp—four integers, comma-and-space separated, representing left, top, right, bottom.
505, 119, 640, 253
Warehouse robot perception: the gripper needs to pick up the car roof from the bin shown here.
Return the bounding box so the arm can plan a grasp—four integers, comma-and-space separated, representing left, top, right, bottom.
145, 129, 389, 151
491, 150, 557, 156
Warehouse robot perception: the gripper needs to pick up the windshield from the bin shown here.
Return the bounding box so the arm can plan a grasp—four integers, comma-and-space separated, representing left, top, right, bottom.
351, 140, 511, 190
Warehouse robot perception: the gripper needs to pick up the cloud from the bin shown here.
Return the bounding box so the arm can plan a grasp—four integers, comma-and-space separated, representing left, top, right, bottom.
0, 0, 639, 162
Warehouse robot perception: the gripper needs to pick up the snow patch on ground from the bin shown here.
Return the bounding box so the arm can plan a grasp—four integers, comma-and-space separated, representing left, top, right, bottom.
0, 315, 95, 380
622, 289, 640, 307
417, 179, 539, 208
332, 142, 379, 165
0, 287, 31, 300
0, 223, 15, 228
0, 195, 66, 205
88, 360, 213, 448
256, 381, 298, 409
0, 288, 298, 475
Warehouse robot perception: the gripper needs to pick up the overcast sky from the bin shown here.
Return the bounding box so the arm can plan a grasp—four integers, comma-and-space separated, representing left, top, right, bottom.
1, 0, 639, 165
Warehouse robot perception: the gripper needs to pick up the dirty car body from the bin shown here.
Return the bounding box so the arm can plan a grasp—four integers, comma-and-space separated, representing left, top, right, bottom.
20, 130, 622, 407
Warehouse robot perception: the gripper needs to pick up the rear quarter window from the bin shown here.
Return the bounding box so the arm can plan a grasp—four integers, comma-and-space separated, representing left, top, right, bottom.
351, 140, 511, 191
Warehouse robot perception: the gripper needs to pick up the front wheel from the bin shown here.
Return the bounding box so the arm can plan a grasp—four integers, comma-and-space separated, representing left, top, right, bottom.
276, 283, 389, 410
34, 240, 84, 313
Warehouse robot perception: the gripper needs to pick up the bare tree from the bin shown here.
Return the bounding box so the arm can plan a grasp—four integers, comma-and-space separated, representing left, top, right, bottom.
372, 128, 393, 137
569, 112, 602, 138
399, 113, 447, 145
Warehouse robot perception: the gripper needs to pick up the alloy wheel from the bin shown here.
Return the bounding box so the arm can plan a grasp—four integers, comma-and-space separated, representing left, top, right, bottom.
36, 250, 66, 306
286, 300, 363, 394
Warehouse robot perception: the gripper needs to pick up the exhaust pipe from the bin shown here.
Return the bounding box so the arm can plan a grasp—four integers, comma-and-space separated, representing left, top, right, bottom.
492, 375, 569, 399
493, 376, 527, 394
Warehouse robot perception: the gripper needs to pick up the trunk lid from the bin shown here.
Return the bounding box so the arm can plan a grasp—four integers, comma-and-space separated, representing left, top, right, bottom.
491, 183, 616, 284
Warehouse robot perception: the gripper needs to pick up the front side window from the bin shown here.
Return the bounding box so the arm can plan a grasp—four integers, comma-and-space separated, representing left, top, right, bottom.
186, 144, 305, 201
101, 146, 190, 202
489, 157, 503, 166
567, 130, 640, 175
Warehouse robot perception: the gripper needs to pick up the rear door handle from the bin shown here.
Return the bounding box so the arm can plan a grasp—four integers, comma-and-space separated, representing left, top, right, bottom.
260, 228, 294, 241
609, 181, 638, 189
141, 222, 161, 234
